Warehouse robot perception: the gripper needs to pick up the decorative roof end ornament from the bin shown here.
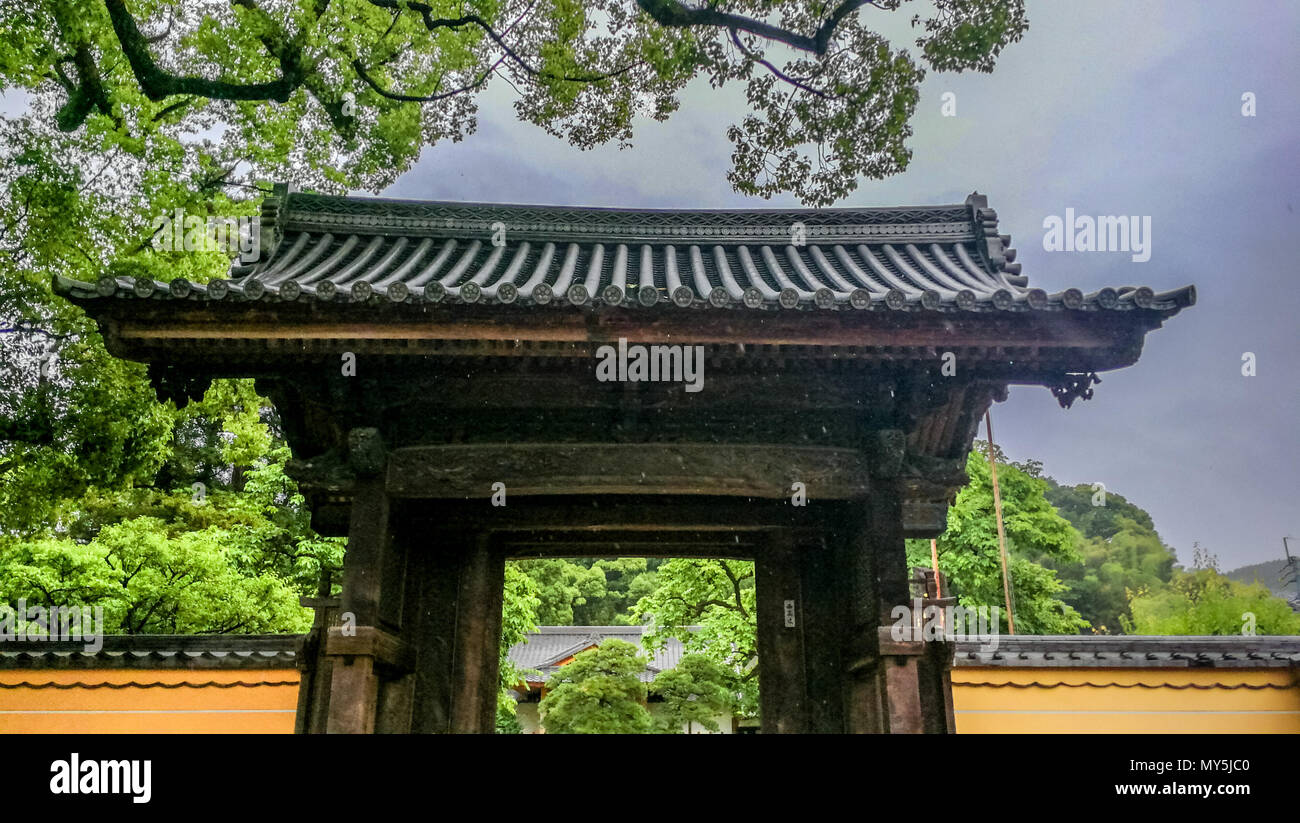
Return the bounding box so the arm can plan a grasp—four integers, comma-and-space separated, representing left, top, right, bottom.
1051, 372, 1102, 409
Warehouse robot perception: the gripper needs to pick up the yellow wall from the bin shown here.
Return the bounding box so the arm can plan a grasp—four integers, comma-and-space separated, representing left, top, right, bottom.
952, 667, 1300, 734
5, 666, 1297, 733
0, 669, 299, 734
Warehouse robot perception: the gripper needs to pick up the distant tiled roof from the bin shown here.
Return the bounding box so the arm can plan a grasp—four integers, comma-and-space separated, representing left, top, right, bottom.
508, 626, 691, 684
954, 636, 1300, 668
53, 189, 1193, 315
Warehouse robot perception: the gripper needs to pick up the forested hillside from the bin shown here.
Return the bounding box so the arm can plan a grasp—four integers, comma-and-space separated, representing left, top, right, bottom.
1223, 559, 1291, 595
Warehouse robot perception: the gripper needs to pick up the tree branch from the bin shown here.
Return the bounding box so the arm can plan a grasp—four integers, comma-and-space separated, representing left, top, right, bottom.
720, 561, 750, 620
351, 58, 497, 103
728, 28, 828, 99
101, 0, 308, 107
637, 0, 877, 56
365, 1, 634, 83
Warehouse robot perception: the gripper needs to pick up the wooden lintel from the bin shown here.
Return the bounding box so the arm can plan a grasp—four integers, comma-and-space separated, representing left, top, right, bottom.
503, 542, 755, 559
385, 443, 871, 499
497, 528, 771, 546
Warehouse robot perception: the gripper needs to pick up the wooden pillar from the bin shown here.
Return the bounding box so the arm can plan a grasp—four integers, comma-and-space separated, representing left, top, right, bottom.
324, 470, 387, 734
880, 629, 926, 733
374, 529, 420, 734
838, 503, 888, 734
325, 650, 381, 734
798, 530, 849, 733
873, 628, 954, 733
756, 532, 807, 734
407, 539, 461, 734
294, 593, 339, 734
449, 534, 506, 733
869, 479, 910, 624
870, 479, 945, 734
867, 493, 957, 733
322, 428, 416, 734
404, 528, 506, 734
918, 639, 958, 734
841, 430, 956, 734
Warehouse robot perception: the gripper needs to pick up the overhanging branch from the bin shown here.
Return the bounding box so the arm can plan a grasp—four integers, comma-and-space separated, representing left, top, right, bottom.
103, 0, 305, 105
638, 0, 879, 56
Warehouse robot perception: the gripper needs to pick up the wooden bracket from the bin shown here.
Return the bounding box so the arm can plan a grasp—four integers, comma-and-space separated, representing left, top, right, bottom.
325, 626, 413, 672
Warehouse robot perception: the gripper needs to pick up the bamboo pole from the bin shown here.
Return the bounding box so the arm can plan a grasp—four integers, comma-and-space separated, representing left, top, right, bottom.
931, 537, 944, 632
984, 411, 1016, 635
930, 539, 942, 598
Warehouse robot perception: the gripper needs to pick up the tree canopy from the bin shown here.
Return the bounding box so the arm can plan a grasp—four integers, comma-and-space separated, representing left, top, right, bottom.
1123, 545, 1300, 636
633, 558, 759, 715
906, 445, 1088, 635
3, 0, 1028, 204
538, 638, 653, 734
648, 653, 738, 733
0, 378, 342, 634
1043, 480, 1177, 633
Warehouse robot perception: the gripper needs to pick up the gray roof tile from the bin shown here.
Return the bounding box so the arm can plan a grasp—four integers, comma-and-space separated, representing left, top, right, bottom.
953, 636, 1300, 668
53, 189, 1194, 316
0, 635, 298, 670
508, 626, 691, 683
9, 633, 1291, 675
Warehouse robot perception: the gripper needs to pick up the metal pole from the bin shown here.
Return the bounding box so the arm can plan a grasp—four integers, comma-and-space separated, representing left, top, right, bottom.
1284, 537, 1299, 601
984, 411, 1016, 635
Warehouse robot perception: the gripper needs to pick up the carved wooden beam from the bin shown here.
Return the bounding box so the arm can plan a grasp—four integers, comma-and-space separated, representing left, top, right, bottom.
385, 443, 872, 499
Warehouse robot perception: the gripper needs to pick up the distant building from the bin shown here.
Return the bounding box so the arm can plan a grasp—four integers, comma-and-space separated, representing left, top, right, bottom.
505, 626, 745, 734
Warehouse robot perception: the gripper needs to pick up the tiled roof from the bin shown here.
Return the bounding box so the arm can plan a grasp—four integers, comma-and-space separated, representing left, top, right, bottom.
0, 635, 298, 670
9, 633, 1291, 674
954, 636, 1300, 668
54, 189, 1194, 316
508, 626, 691, 684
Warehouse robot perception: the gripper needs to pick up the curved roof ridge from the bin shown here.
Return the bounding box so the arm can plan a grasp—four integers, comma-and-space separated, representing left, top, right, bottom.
281, 185, 978, 220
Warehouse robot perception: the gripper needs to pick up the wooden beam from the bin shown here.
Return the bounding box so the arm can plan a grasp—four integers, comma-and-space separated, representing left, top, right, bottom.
386, 443, 871, 499
498, 528, 765, 548
104, 302, 1152, 352
404, 497, 811, 532
324, 627, 413, 670
502, 531, 759, 558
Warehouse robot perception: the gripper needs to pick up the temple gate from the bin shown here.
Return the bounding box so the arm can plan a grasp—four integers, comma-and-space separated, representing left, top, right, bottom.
57, 186, 1193, 733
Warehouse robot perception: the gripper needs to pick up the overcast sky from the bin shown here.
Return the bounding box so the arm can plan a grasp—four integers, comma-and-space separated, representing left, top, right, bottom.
380, 0, 1299, 571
